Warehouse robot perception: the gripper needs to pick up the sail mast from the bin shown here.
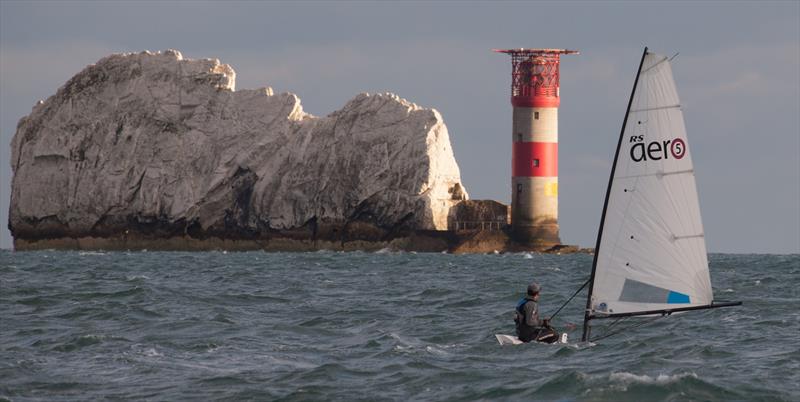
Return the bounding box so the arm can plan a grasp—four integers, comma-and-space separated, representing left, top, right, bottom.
581, 47, 649, 342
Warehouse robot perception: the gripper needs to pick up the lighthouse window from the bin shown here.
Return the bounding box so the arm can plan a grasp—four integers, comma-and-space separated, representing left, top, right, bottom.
533, 159, 540, 168
534, 112, 539, 120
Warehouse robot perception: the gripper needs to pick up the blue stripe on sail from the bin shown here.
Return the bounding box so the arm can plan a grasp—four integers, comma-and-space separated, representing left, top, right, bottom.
667, 291, 690, 304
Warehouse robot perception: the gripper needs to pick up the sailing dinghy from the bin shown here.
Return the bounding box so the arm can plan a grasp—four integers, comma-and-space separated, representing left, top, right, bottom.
580, 47, 741, 342
495, 47, 740, 346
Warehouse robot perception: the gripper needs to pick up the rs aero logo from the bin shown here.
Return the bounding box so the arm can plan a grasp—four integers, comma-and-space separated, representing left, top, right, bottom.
629, 135, 686, 162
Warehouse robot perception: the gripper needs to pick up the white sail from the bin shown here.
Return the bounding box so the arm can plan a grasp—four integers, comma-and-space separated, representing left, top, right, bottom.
589, 51, 713, 316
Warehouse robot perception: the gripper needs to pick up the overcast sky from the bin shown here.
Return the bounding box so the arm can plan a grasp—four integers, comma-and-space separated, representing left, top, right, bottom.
1, 1, 798, 253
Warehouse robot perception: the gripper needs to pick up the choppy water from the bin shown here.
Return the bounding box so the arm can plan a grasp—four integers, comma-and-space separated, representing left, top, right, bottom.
1, 250, 798, 401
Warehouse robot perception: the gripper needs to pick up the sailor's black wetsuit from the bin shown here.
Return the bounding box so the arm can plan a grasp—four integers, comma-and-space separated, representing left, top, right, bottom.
514, 298, 556, 343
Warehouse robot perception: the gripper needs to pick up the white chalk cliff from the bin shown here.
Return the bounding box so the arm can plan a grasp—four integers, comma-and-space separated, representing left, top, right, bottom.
9, 50, 467, 243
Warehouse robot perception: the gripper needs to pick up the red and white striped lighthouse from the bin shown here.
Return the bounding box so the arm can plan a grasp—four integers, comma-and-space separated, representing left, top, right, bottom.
495, 48, 578, 248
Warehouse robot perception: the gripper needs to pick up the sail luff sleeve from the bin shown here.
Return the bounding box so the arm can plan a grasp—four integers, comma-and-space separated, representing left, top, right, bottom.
581, 46, 649, 342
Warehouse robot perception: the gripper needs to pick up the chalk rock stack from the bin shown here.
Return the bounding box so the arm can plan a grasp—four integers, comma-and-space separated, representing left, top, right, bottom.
9, 50, 467, 247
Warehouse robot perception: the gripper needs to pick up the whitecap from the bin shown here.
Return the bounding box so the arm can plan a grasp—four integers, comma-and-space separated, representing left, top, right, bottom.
390, 333, 421, 353
389, 332, 411, 345
609, 371, 697, 385
523, 253, 534, 259
79, 251, 107, 256
425, 345, 449, 356
567, 341, 596, 350
79, 334, 107, 342
722, 312, 759, 322
126, 275, 150, 281
437, 343, 466, 349
393, 344, 412, 352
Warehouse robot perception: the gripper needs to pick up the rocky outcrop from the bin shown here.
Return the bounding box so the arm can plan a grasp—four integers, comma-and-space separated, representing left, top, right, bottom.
448, 200, 509, 230
9, 50, 468, 249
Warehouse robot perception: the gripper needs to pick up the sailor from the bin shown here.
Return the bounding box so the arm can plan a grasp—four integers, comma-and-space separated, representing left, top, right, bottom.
514, 282, 557, 343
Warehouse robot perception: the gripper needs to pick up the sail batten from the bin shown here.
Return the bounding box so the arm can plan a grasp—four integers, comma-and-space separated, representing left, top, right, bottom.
615, 169, 694, 179
586, 49, 713, 319
640, 55, 670, 74
630, 104, 681, 113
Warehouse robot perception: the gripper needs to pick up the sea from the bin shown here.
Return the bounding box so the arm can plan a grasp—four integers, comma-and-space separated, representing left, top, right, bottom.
1, 250, 797, 401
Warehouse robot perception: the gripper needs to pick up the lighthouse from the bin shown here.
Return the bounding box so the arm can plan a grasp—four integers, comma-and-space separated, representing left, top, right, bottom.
494, 48, 578, 248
